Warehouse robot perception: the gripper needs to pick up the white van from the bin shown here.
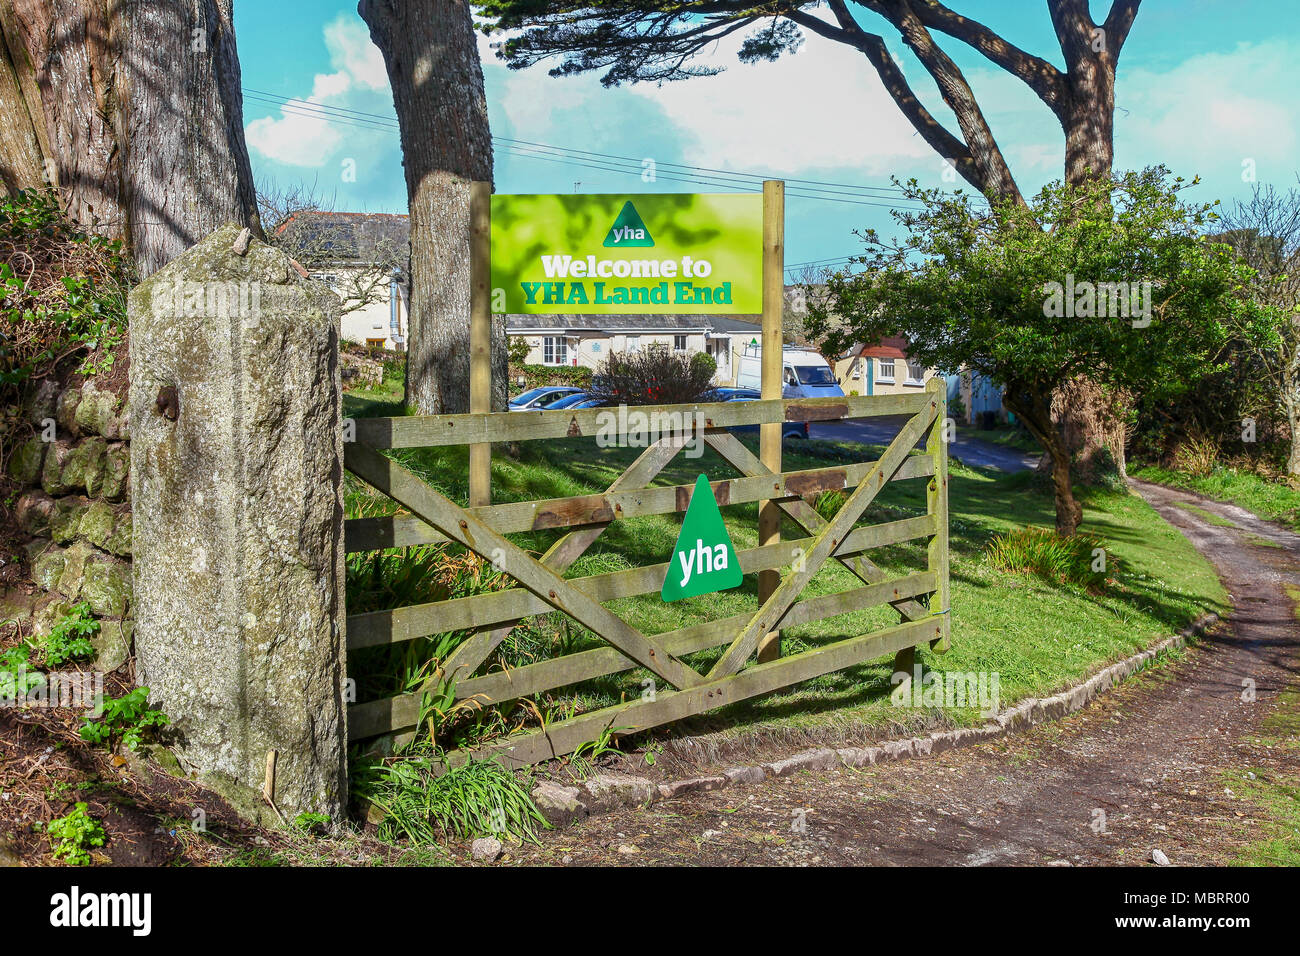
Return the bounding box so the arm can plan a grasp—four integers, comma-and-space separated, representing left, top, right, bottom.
735, 343, 845, 399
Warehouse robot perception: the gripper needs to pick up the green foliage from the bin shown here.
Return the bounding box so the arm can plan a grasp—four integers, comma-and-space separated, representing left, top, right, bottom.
508, 362, 593, 392
1132, 463, 1300, 531
353, 751, 548, 844
588, 345, 717, 405
41, 602, 97, 667
985, 526, 1113, 589
292, 812, 331, 834
806, 168, 1260, 412
79, 687, 169, 751
0, 189, 130, 399
0, 644, 42, 699
45, 802, 105, 865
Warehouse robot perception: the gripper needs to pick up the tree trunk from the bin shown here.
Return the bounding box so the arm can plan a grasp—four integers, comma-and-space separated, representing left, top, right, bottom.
0, 0, 125, 229
113, 0, 263, 277
0, 0, 262, 275
1287, 387, 1300, 477
1049, 2, 1127, 483
1005, 389, 1083, 535
359, 0, 505, 415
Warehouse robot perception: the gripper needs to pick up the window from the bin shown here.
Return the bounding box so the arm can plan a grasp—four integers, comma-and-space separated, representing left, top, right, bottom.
542, 336, 568, 366
366, 338, 386, 348
878, 358, 896, 382
673, 334, 688, 352
626, 335, 641, 352
906, 361, 925, 385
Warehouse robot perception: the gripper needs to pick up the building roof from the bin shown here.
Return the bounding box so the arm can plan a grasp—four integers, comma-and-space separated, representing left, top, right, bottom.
275, 211, 410, 265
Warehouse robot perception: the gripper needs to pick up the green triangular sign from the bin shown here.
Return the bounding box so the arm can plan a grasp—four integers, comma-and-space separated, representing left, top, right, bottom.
661, 474, 743, 602
603, 201, 654, 247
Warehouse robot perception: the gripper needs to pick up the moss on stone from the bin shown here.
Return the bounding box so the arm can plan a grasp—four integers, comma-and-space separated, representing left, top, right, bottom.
8, 436, 46, 484
81, 555, 131, 617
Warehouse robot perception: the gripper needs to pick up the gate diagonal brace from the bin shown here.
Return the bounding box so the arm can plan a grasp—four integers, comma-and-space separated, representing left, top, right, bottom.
345, 441, 706, 692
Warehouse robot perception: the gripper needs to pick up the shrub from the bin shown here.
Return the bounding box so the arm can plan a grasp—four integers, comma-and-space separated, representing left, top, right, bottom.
79, 687, 169, 751
985, 526, 1114, 589
41, 602, 97, 667
0, 189, 131, 408
588, 346, 717, 406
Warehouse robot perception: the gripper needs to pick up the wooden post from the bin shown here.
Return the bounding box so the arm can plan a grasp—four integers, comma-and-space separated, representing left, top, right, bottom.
926, 375, 951, 653
469, 180, 492, 508
756, 180, 784, 663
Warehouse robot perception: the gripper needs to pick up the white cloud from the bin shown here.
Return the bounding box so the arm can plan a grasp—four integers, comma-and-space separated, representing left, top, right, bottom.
1116, 40, 1298, 188
245, 15, 391, 169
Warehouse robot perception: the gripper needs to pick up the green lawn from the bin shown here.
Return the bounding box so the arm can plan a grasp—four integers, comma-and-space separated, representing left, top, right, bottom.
1133, 463, 1300, 532
343, 376, 1227, 751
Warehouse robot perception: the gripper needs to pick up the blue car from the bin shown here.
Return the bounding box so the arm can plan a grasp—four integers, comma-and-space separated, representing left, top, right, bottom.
509, 386, 584, 411
541, 391, 593, 410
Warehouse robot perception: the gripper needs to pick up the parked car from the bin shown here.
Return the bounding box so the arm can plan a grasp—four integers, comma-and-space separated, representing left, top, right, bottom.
722, 389, 809, 442
541, 391, 594, 410
509, 386, 584, 411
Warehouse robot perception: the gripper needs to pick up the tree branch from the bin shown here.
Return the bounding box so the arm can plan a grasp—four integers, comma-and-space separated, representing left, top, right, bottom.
895, 0, 1065, 110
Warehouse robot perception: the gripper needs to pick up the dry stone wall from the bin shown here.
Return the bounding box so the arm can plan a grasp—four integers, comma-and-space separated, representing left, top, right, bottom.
9, 377, 134, 671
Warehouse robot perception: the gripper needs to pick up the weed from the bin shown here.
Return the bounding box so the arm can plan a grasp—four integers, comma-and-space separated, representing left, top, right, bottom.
985, 526, 1113, 589
45, 802, 106, 865
79, 687, 169, 750
41, 602, 97, 667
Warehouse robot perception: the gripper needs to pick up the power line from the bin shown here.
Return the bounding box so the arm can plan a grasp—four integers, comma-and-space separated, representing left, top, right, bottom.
241, 86, 926, 207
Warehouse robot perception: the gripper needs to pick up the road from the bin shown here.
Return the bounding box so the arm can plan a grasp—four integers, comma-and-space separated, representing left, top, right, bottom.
809, 416, 1040, 472
505, 481, 1300, 866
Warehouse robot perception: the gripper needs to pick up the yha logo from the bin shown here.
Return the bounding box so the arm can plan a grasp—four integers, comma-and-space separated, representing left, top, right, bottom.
49, 886, 152, 936
603, 201, 655, 248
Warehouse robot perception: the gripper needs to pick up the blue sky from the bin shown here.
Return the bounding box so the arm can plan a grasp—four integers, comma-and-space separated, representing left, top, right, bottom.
235, 1, 1300, 273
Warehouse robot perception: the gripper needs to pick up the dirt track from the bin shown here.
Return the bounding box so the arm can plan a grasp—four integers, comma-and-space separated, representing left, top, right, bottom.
504, 481, 1300, 866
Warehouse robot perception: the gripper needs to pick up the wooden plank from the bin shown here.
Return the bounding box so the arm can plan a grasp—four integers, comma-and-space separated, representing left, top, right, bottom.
352, 392, 932, 450
344, 453, 935, 552
345, 514, 936, 650
441, 435, 687, 686
704, 431, 934, 623
469, 181, 492, 508
926, 377, 952, 653
344, 441, 706, 691
757, 179, 784, 665
706, 397, 939, 679
451, 616, 943, 767
347, 571, 937, 740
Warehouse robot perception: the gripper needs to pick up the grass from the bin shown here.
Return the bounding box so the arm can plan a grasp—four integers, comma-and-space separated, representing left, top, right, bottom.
1132, 463, 1300, 531
1222, 687, 1300, 866
343, 370, 1227, 761
1171, 500, 1238, 527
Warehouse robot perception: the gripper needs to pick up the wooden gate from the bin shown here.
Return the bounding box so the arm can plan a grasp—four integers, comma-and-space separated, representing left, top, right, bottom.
343, 384, 949, 768
342, 180, 949, 769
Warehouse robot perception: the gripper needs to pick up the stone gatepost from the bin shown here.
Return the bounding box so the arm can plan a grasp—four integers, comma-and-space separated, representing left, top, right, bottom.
128, 223, 347, 822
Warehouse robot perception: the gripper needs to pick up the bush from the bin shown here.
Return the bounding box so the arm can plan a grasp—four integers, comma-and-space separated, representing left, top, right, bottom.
985, 525, 1114, 589
0, 189, 131, 408
588, 347, 716, 405
508, 363, 593, 393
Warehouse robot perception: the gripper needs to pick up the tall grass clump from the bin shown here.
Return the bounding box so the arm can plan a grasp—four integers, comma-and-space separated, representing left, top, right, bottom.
985, 526, 1114, 589
353, 750, 547, 844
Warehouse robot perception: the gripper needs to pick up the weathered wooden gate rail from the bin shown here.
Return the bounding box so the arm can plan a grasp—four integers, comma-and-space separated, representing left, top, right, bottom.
343, 383, 950, 769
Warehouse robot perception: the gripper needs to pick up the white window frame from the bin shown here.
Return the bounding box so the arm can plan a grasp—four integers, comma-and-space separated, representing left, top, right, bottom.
626, 335, 641, 353
877, 358, 896, 383
905, 361, 925, 385
542, 336, 568, 366
673, 334, 688, 352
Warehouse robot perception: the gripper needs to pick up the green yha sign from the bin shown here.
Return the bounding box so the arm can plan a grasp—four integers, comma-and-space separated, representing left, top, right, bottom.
491, 193, 763, 314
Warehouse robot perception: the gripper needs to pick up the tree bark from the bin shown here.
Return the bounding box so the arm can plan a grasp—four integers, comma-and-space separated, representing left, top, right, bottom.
113, 0, 263, 277
1005, 389, 1082, 534
359, 0, 505, 414
0, 0, 262, 275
